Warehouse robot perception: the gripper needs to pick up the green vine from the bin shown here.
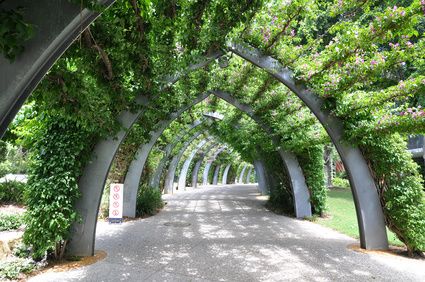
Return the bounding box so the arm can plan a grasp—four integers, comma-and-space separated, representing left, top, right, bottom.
0, 8, 34, 62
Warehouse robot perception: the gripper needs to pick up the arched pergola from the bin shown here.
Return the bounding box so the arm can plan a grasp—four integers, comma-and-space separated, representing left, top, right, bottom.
202, 146, 227, 186
191, 143, 219, 188
149, 120, 205, 189
119, 91, 312, 223
0, 1, 391, 257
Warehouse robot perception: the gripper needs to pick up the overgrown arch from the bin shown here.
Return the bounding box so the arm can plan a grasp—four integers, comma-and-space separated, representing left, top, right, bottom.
119, 91, 311, 224
4, 0, 418, 258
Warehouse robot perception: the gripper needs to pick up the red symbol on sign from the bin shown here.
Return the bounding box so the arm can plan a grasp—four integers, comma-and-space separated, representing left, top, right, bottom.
113, 185, 120, 192
112, 210, 119, 216
113, 193, 120, 200
113, 202, 119, 208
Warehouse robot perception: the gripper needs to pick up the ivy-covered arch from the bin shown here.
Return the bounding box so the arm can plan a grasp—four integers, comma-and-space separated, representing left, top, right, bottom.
0, 0, 115, 137
2, 0, 423, 260
149, 120, 205, 190
119, 91, 312, 223
201, 146, 227, 186
226, 42, 388, 250
191, 142, 220, 188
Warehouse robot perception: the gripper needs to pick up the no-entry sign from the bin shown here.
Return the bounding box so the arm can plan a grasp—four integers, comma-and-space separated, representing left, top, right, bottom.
109, 183, 124, 223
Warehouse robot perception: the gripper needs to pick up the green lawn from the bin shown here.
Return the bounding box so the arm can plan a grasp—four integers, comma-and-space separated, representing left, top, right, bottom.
316, 188, 403, 247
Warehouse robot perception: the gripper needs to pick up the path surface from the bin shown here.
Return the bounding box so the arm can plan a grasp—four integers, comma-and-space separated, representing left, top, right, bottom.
30, 185, 425, 282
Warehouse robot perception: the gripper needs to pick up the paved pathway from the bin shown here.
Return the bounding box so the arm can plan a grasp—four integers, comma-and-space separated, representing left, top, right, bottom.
30, 185, 425, 281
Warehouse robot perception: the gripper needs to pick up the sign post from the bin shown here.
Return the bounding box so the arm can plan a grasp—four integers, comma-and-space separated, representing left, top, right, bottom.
109, 183, 124, 223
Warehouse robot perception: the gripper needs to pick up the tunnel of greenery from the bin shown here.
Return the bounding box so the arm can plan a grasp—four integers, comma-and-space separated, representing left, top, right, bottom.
1, 0, 424, 260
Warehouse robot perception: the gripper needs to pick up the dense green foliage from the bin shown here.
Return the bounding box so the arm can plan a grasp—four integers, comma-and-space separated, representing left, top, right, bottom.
298, 146, 327, 216
360, 134, 425, 254
0, 213, 23, 231
136, 185, 164, 217
1, 0, 424, 258
0, 7, 34, 61
0, 181, 26, 205
23, 116, 92, 260
0, 258, 37, 280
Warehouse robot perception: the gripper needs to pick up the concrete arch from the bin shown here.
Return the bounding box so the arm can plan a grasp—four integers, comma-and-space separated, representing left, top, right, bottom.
164, 134, 210, 194
122, 93, 210, 217
228, 42, 388, 250
202, 147, 227, 186
254, 160, 269, 195
238, 164, 248, 184
0, 0, 115, 138
68, 87, 311, 255
212, 165, 221, 185
221, 164, 231, 184
246, 167, 253, 184
191, 143, 219, 188
210, 90, 311, 219
121, 90, 310, 218
0, 2, 385, 255
149, 120, 204, 189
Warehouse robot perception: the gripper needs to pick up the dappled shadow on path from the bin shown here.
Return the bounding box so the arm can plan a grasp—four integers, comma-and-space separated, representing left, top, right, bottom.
30, 184, 425, 282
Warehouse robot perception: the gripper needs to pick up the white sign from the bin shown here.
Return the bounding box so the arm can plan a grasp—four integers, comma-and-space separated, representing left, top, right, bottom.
109, 183, 124, 223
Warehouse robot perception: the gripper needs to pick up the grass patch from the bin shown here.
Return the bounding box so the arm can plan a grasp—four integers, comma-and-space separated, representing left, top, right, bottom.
317, 188, 404, 247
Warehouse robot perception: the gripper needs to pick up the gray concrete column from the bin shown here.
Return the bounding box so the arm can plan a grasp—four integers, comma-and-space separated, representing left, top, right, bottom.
191, 143, 218, 188
202, 162, 213, 186
254, 160, 268, 195
211, 90, 312, 218
221, 164, 231, 184
149, 120, 204, 189
123, 94, 210, 217
277, 149, 312, 218
228, 42, 388, 249
69, 95, 148, 256
202, 147, 226, 186
238, 164, 248, 184
245, 167, 253, 184
212, 165, 221, 185
164, 133, 207, 194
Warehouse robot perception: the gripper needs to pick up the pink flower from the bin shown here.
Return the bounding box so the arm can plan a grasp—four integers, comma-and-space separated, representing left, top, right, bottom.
370, 60, 377, 66
400, 10, 406, 16
406, 41, 413, 48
